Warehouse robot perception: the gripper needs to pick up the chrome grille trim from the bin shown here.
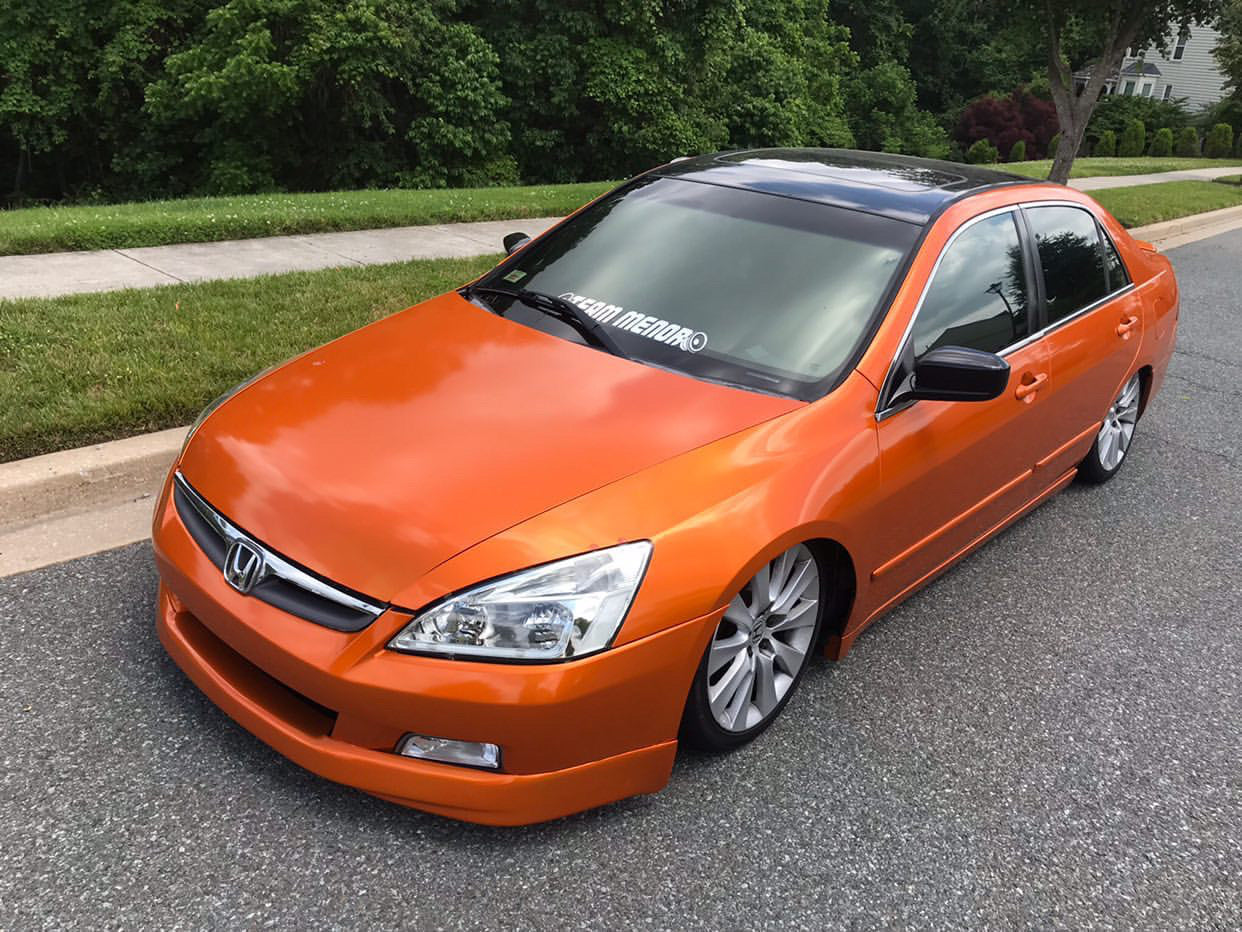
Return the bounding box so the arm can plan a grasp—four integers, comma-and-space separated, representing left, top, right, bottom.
173, 471, 386, 628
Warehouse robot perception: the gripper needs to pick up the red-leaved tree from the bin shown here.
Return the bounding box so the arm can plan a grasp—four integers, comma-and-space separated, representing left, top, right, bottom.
956, 88, 1060, 159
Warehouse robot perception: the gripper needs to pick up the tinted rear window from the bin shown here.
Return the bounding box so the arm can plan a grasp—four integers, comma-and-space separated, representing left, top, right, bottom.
1025, 205, 1109, 324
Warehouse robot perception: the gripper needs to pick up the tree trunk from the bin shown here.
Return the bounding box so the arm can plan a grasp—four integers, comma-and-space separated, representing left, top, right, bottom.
1042, 0, 1147, 185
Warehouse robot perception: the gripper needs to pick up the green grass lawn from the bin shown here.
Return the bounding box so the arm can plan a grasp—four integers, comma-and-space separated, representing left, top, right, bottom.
0, 254, 500, 462
1089, 180, 1242, 227
0, 182, 613, 257
1005, 157, 1242, 180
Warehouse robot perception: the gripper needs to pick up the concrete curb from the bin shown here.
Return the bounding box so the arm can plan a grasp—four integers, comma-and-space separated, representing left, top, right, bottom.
1129, 204, 1242, 249
3, 201, 1241, 577
0, 426, 184, 527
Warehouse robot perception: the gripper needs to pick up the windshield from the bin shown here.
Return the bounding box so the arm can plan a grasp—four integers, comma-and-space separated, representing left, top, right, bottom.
471, 176, 920, 398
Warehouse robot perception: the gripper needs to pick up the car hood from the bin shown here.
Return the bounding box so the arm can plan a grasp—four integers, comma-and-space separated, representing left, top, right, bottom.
179, 292, 800, 600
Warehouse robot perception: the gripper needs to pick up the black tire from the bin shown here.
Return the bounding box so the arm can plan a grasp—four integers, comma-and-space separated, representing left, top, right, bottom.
680, 544, 827, 752
1079, 372, 1142, 485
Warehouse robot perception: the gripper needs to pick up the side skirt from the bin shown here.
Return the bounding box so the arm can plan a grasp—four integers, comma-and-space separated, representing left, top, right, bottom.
824, 467, 1077, 661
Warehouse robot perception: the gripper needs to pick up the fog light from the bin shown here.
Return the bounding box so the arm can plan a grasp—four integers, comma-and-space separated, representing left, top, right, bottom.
396, 733, 501, 770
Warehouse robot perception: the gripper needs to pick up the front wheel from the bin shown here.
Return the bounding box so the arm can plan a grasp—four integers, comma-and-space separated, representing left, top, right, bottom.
680, 543, 825, 752
1079, 372, 1142, 484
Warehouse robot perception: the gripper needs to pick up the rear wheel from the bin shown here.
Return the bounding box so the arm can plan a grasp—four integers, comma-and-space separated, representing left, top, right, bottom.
681, 543, 825, 751
1079, 372, 1142, 484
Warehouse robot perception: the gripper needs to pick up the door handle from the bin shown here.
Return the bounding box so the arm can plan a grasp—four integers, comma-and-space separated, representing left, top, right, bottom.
1015, 372, 1048, 401
1116, 314, 1140, 337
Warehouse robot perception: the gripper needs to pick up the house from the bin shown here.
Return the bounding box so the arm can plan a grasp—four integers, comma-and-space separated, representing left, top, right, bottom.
1105, 24, 1228, 111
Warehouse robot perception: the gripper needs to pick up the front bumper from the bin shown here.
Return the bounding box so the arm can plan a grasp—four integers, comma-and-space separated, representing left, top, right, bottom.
152, 479, 716, 825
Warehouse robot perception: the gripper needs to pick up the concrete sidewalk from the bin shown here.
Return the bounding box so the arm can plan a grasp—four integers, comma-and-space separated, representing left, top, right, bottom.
1, 166, 1239, 302
1070, 165, 1242, 191
0, 216, 562, 301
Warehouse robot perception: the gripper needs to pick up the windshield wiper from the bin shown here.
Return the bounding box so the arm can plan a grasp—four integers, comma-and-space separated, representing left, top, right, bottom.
467, 285, 628, 359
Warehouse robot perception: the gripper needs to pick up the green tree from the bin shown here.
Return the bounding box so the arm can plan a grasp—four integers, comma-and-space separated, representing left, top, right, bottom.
1149, 126, 1175, 155
1175, 125, 1201, 155
1205, 122, 1235, 156
462, 1, 857, 184
844, 61, 950, 156
1009, 139, 1027, 161
144, 0, 511, 193
0, 0, 208, 201
994, 0, 1222, 183
1215, 0, 1242, 94
1094, 128, 1116, 155
1118, 119, 1147, 156
898, 0, 1048, 116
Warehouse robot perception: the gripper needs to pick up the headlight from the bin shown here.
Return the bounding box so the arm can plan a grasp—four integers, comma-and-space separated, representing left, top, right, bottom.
388, 541, 652, 662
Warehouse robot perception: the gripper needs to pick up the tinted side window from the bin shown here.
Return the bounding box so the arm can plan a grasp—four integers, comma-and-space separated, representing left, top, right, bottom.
1101, 227, 1130, 291
911, 212, 1029, 359
1026, 206, 1108, 324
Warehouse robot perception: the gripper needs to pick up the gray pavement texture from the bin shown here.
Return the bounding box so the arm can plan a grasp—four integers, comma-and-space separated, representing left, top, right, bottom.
1, 231, 1240, 930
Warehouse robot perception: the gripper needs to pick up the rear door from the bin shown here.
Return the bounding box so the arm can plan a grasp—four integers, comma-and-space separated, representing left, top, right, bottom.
1020, 204, 1143, 482
868, 208, 1057, 609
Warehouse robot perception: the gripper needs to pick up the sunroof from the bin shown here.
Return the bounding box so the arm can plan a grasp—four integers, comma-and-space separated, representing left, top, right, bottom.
717, 149, 968, 191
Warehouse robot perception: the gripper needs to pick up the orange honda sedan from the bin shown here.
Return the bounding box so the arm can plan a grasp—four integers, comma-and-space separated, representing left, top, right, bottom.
154, 149, 1178, 824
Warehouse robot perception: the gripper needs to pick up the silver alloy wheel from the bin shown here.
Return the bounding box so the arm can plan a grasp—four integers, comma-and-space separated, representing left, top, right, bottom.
707, 543, 820, 733
1096, 374, 1141, 471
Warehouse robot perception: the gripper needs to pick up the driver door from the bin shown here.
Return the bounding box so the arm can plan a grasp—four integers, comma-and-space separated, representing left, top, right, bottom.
867, 208, 1060, 610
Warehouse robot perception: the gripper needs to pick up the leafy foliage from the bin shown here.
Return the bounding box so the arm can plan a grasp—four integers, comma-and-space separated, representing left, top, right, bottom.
1149, 127, 1175, 156
1118, 119, 1147, 157
955, 88, 1059, 159
1093, 129, 1116, 156
966, 138, 999, 163
1205, 122, 1235, 157
1088, 94, 1190, 143
1216, 0, 1242, 96
1008, 139, 1027, 161
1176, 126, 1201, 156
1, 0, 956, 201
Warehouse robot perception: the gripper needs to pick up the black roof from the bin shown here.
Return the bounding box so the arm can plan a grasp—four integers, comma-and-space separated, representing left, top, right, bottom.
653, 148, 1037, 225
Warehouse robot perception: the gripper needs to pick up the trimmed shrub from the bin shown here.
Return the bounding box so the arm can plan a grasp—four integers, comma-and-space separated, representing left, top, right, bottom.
1088, 94, 1189, 141
1118, 119, 1146, 157
1094, 129, 1117, 157
1175, 126, 1201, 157
1205, 123, 1235, 158
1149, 127, 1175, 157
1008, 139, 1027, 162
1047, 132, 1062, 160
966, 138, 1000, 164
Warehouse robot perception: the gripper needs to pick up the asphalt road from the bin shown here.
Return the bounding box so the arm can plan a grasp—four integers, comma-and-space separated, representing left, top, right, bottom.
2, 231, 1240, 931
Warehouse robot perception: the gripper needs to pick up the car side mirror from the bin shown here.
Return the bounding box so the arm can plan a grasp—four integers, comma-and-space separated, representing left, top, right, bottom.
899, 346, 1010, 404
503, 232, 531, 255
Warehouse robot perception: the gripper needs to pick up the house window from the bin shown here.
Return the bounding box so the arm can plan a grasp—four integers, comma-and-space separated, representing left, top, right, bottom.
1173, 36, 1188, 60
1163, 84, 1174, 101
1123, 80, 1136, 95
1141, 82, 1154, 97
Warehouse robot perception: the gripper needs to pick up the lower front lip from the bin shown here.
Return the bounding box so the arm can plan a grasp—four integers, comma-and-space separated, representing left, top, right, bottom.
152, 483, 719, 824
